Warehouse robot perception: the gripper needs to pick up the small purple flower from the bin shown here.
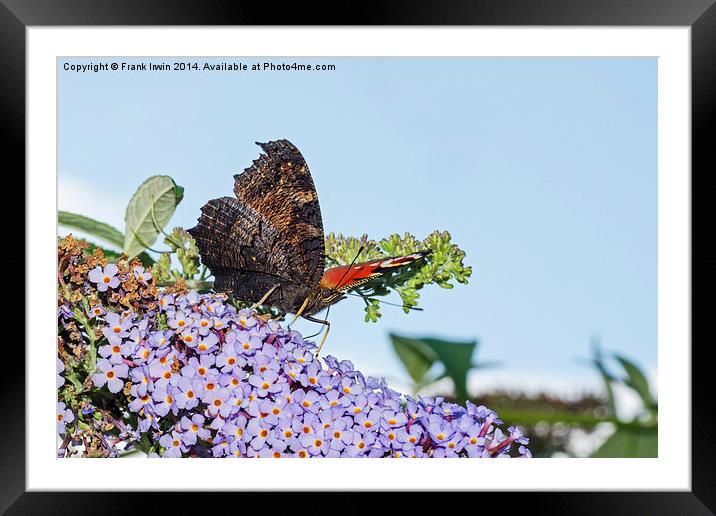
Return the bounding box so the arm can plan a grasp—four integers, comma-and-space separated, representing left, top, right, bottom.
194, 316, 213, 336
216, 341, 242, 373
245, 418, 272, 451
175, 375, 203, 410
148, 329, 172, 349
339, 376, 364, 396
158, 293, 175, 311
128, 386, 154, 413
168, 310, 195, 332
381, 409, 408, 430
292, 389, 321, 413
57, 304, 73, 321
424, 413, 457, 445
179, 328, 199, 348
56, 356, 65, 388
129, 365, 153, 397
88, 304, 107, 319
56, 402, 74, 434
299, 427, 330, 456
248, 370, 283, 397
152, 385, 178, 417
205, 387, 232, 418
160, 430, 186, 458
396, 425, 423, 449
228, 330, 261, 356
327, 418, 354, 451
80, 400, 95, 416
180, 414, 210, 445
88, 263, 120, 291
98, 341, 125, 365
92, 358, 128, 393
355, 408, 383, 434
319, 389, 348, 411
132, 265, 152, 284
185, 354, 216, 377
101, 312, 133, 344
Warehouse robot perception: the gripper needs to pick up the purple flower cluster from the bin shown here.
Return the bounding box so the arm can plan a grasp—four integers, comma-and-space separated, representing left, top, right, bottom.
81, 286, 529, 458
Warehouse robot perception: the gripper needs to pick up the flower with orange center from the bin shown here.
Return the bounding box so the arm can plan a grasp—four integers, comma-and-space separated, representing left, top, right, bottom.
206, 389, 231, 418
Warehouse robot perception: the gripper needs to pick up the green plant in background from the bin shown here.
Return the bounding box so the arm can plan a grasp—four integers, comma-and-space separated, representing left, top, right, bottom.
59, 175, 471, 325
389, 334, 496, 403
58, 174, 184, 267
587, 341, 657, 458
388, 332, 658, 458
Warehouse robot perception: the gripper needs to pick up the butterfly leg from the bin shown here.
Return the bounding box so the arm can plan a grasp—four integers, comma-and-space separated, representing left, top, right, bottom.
303, 315, 331, 356
250, 284, 280, 310
288, 296, 311, 326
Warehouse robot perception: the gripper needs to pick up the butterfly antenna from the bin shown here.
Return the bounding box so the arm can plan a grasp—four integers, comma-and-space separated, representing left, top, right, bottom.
332, 243, 366, 291
304, 245, 366, 343
344, 292, 424, 311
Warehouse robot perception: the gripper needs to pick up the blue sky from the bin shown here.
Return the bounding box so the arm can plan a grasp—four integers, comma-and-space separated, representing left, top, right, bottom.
58, 57, 657, 398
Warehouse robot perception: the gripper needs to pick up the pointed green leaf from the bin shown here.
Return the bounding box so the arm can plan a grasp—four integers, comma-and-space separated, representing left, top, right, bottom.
58, 211, 125, 249
419, 337, 477, 403
124, 175, 183, 258
390, 333, 477, 402
614, 354, 657, 412
389, 334, 438, 386
590, 341, 617, 417
591, 427, 657, 458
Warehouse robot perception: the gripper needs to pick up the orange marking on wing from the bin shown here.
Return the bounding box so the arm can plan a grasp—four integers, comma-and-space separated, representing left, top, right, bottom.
319, 262, 383, 290
319, 251, 430, 290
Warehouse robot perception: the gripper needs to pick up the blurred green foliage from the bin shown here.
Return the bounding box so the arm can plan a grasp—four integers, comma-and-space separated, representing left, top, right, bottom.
389, 333, 495, 403
586, 341, 657, 458
389, 333, 657, 458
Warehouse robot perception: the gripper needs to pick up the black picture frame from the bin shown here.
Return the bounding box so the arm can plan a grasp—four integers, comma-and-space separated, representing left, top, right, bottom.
4, 1, 714, 513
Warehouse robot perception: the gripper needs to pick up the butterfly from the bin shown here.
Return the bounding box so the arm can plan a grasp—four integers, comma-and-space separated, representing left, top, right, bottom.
188, 140, 429, 353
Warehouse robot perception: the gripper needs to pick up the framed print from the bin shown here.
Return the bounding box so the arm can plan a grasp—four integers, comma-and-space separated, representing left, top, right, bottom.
5, 0, 715, 513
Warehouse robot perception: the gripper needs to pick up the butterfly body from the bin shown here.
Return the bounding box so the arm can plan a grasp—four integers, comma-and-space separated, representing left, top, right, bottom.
188, 140, 429, 321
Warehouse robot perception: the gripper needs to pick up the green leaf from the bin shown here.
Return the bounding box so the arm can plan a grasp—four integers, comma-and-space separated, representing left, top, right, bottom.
389, 334, 438, 386
124, 175, 184, 258
590, 341, 617, 417
420, 336, 477, 403
390, 334, 477, 402
614, 353, 657, 413
591, 427, 657, 458
136, 252, 156, 267
58, 211, 125, 249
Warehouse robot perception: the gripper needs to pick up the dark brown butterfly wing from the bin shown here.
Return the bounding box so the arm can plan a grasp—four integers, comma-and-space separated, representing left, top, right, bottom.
233, 140, 325, 284
187, 140, 324, 312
